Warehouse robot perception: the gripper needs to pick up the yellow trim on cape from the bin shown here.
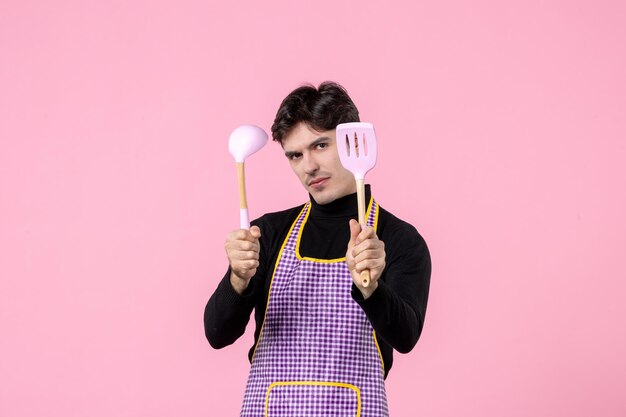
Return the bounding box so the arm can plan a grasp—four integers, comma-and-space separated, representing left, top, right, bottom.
372, 330, 385, 373
295, 196, 377, 262
250, 197, 383, 373
250, 204, 308, 363
265, 381, 362, 417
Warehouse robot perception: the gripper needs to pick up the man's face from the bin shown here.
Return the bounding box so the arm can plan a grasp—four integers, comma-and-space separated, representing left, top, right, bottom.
282, 122, 356, 205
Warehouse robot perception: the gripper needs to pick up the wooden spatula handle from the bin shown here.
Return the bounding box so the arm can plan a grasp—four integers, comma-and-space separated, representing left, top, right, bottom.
359, 270, 370, 287
356, 179, 370, 287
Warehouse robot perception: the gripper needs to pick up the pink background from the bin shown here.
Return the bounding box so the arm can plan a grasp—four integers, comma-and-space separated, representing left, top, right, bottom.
1, 0, 625, 416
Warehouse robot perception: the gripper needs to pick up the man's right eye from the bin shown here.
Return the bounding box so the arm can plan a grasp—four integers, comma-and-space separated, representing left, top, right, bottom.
288, 153, 302, 160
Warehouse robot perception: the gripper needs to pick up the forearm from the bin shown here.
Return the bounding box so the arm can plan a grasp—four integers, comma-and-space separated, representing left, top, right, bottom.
352, 279, 423, 353
354, 216, 431, 353
204, 269, 256, 349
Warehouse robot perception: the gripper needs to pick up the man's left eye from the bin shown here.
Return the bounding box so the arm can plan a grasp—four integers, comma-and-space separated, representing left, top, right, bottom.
317, 143, 328, 149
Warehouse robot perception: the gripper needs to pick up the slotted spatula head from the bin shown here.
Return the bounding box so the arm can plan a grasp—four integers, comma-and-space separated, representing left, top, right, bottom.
336, 122, 377, 180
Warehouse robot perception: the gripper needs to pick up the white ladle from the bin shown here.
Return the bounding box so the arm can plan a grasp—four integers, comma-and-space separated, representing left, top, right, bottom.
228, 125, 268, 229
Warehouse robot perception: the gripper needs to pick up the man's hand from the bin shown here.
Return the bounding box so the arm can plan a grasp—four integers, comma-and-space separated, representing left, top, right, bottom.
225, 226, 261, 295
346, 219, 386, 299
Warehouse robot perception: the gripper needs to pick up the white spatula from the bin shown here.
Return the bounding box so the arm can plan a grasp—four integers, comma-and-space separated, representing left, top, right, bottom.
228, 125, 268, 229
336, 122, 378, 287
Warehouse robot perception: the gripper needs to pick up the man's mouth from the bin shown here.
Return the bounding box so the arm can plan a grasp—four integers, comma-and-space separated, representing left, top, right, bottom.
308, 177, 329, 188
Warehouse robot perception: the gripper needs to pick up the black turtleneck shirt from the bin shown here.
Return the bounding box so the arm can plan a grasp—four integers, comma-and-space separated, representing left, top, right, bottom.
204, 186, 431, 378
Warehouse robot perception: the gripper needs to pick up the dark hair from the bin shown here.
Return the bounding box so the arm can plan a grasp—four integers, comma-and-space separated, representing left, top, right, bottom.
271, 81, 360, 143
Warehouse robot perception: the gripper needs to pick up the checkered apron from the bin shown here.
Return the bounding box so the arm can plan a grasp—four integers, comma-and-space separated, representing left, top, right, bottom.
240, 200, 388, 417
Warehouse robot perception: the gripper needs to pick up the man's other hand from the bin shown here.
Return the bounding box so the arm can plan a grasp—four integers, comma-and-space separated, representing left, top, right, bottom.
346, 219, 386, 299
225, 225, 261, 295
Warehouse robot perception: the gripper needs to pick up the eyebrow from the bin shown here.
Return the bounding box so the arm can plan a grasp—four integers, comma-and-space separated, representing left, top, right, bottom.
310, 137, 331, 147
284, 136, 331, 158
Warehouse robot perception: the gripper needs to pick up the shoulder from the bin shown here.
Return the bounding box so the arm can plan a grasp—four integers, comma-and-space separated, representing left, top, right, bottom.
376, 204, 423, 240
376, 203, 429, 257
250, 203, 307, 246
253, 203, 307, 229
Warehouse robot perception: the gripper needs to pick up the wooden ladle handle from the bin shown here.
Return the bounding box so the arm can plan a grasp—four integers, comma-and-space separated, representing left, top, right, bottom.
237, 162, 250, 229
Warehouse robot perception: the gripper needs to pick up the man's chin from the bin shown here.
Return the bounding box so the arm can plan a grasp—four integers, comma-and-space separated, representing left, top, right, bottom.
309, 189, 332, 205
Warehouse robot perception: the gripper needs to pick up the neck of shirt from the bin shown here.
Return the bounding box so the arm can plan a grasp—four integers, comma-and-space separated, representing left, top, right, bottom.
308, 185, 372, 219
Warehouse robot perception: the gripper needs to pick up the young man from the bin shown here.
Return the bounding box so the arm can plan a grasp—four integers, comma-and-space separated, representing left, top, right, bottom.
205, 82, 431, 416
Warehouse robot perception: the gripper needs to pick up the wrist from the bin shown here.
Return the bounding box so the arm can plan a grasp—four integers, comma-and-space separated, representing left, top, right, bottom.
359, 280, 379, 300
230, 271, 251, 295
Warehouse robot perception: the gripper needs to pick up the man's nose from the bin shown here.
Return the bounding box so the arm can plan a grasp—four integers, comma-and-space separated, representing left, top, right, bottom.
303, 153, 320, 175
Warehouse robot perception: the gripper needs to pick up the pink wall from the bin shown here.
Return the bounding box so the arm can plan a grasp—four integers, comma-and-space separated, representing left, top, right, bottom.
1, 0, 625, 416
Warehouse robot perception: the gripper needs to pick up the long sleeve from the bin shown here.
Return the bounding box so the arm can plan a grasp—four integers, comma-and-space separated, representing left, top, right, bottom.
204, 218, 271, 349
204, 268, 258, 349
350, 211, 431, 379
203, 191, 430, 378
203, 207, 301, 351
352, 222, 431, 353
